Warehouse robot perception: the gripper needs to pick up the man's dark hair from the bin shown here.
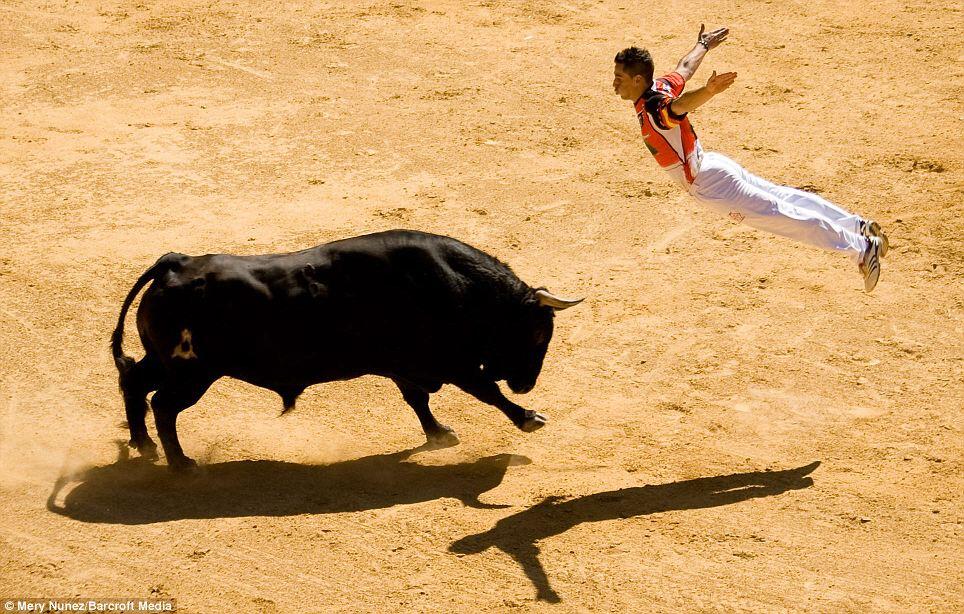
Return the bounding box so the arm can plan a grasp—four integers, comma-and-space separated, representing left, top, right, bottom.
614, 46, 654, 83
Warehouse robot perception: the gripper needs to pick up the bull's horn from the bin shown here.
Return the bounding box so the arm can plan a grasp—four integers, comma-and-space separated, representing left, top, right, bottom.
534, 289, 584, 310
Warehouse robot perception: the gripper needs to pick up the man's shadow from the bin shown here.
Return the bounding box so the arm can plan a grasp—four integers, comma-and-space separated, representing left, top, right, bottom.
47, 443, 528, 524
450, 461, 820, 603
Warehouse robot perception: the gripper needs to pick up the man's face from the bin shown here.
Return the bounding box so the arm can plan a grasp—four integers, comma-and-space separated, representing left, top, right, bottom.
613, 63, 644, 101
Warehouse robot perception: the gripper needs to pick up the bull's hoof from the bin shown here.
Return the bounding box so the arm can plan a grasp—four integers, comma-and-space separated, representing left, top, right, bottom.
129, 438, 159, 462
425, 425, 461, 449
519, 412, 547, 433
167, 456, 198, 474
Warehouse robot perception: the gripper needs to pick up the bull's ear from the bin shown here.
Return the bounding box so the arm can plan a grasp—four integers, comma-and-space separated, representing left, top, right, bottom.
302, 263, 316, 279
308, 281, 327, 299
534, 289, 584, 310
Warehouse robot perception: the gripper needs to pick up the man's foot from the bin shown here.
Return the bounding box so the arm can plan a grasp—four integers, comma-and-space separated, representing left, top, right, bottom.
859, 236, 883, 292
859, 219, 889, 258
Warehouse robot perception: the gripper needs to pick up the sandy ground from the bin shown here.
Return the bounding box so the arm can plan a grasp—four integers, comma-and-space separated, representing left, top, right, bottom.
1, 0, 962, 611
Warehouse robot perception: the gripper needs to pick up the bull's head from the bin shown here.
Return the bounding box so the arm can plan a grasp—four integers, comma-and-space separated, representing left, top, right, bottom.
489, 288, 583, 394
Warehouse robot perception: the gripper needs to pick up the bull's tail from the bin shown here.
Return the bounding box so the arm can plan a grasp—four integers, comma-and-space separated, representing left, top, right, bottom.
111, 253, 183, 383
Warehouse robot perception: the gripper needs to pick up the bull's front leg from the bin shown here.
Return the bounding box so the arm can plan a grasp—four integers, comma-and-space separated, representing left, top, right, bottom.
454, 374, 546, 433
393, 379, 460, 448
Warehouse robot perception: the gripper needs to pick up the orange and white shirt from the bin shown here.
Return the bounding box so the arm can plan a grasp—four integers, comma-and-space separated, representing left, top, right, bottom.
635, 71, 703, 185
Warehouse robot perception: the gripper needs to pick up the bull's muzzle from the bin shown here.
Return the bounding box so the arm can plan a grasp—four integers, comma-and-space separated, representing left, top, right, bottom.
508, 379, 536, 394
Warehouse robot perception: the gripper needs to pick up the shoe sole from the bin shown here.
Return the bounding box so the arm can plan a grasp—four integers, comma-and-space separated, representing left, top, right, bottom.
862, 261, 880, 292
861, 238, 882, 292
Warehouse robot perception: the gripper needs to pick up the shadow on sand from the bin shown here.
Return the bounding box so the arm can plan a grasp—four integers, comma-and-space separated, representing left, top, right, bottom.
48, 445, 818, 603
450, 461, 821, 603
47, 443, 528, 524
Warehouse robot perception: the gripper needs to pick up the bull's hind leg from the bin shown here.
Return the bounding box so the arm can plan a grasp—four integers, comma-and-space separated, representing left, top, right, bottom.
393, 380, 460, 448
151, 379, 213, 473
121, 355, 161, 460
455, 375, 547, 433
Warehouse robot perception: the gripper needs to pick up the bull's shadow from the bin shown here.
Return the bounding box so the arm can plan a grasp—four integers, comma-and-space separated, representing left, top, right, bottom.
47, 444, 527, 524
450, 461, 820, 603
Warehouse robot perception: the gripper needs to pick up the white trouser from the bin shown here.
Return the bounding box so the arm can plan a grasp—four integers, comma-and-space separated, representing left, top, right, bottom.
688, 152, 867, 261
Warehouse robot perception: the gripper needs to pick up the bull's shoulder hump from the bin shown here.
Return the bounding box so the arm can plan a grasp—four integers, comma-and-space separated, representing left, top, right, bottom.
333, 230, 515, 278
322, 229, 462, 251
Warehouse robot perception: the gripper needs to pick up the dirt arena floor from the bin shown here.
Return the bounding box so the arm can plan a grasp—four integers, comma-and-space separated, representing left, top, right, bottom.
1, 0, 962, 611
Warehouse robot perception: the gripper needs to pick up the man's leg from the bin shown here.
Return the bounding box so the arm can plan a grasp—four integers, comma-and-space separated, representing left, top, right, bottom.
735, 185, 867, 259
721, 155, 888, 256
691, 153, 882, 290
737, 166, 864, 235
692, 153, 866, 259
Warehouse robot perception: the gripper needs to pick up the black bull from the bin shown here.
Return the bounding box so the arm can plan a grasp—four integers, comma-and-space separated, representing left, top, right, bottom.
111, 230, 582, 471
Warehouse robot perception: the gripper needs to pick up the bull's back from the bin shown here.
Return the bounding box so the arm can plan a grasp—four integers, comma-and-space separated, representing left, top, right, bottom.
135, 231, 512, 383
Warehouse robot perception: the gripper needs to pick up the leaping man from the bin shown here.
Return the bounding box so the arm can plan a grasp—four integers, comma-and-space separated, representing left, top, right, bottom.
613, 25, 888, 291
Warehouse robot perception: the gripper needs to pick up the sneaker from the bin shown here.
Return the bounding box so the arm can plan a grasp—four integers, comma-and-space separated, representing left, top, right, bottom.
859, 236, 883, 292
859, 219, 889, 258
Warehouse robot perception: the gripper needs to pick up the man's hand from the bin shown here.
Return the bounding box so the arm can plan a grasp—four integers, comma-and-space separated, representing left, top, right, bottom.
676, 25, 730, 81
670, 70, 738, 115
705, 70, 737, 94
698, 24, 729, 49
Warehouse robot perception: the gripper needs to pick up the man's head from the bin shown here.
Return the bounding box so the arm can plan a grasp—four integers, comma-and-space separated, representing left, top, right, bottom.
613, 46, 654, 101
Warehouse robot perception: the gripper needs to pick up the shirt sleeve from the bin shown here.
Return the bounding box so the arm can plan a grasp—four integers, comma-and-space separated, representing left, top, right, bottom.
645, 74, 688, 130
662, 72, 686, 96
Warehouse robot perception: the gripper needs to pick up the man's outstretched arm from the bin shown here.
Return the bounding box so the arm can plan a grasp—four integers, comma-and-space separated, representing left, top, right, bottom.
670, 70, 738, 115
675, 24, 729, 81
